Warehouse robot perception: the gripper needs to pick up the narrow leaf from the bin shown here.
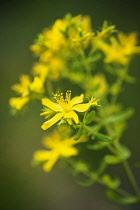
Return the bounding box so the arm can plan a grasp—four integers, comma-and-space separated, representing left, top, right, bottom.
87, 142, 106, 150
105, 155, 121, 164
74, 126, 83, 140
84, 110, 95, 124
106, 190, 138, 204
107, 109, 134, 123
95, 133, 112, 142
77, 179, 95, 187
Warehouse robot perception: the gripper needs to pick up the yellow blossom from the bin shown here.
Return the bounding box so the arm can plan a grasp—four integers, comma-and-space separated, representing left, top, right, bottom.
9, 75, 44, 110
40, 90, 98, 130
95, 32, 140, 64
33, 57, 64, 81
32, 63, 49, 83
48, 57, 64, 81
69, 15, 94, 47
30, 14, 94, 58
85, 74, 108, 97
43, 19, 67, 52
33, 128, 87, 172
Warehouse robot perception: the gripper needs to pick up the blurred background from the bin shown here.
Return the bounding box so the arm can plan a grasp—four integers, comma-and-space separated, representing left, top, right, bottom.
1, 0, 140, 209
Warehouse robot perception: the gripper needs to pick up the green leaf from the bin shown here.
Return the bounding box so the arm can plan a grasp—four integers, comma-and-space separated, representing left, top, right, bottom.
101, 174, 120, 189
105, 155, 121, 164
84, 110, 95, 124
107, 109, 134, 123
123, 74, 136, 83
84, 125, 100, 136
105, 146, 131, 165
95, 133, 112, 142
106, 190, 138, 204
77, 178, 95, 187
87, 142, 106, 150
74, 126, 84, 140
119, 145, 131, 160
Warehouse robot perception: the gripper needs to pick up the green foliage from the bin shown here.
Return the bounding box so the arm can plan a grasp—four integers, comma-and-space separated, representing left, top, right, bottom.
74, 125, 84, 140
101, 174, 120, 189
77, 178, 96, 187
105, 155, 122, 164
106, 190, 138, 204
95, 133, 112, 142
84, 110, 95, 125
107, 109, 134, 123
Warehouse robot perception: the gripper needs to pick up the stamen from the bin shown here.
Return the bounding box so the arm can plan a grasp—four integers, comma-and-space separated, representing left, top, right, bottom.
65, 90, 71, 103
53, 92, 64, 103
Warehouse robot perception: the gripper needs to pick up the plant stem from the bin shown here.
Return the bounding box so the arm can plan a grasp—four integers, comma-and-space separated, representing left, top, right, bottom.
122, 159, 140, 204
103, 124, 140, 204
46, 80, 53, 97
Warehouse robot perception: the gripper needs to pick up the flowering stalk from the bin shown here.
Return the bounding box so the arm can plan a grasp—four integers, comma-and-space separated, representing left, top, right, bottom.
9, 14, 140, 206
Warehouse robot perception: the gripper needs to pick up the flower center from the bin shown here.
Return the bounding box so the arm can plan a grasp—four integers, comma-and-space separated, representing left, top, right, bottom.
53, 90, 71, 112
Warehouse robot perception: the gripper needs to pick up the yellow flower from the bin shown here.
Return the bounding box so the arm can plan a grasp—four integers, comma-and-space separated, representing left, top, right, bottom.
40, 91, 97, 130
43, 19, 67, 52
48, 57, 64, 81
32, 63, 49, 83
33, 128, 87, 172
33, 57, 64, 82
95, 32, 140, 64
9, 75, 44, 110
30, 14, 94, 58
69, 15, 94, 47
85, 74, 108, 97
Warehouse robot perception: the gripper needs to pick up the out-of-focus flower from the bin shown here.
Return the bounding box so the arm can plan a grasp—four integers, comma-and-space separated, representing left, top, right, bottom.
32, 63, 49, 83
85, 74, 108, 97
33, 128, 87, 172
95, 32, 140, 64
30, 14, 94, 57
9, 75, 44, 110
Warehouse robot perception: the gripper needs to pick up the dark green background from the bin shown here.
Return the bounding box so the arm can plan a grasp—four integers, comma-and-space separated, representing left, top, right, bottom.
1, 0, 140, 209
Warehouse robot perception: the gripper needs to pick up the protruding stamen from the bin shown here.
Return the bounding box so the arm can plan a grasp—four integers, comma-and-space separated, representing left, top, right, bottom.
65, 90, 71, 103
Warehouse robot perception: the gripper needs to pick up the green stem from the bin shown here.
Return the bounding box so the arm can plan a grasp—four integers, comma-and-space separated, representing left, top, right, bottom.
111, 66, 128, 105
66, 158, 134, 199
122, 160, 140, 204
94, 120, 140, 204
46, 80, 53, 98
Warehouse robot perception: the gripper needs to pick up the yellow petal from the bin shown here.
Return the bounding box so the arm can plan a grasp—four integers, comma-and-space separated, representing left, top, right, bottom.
64, 111, 79, 124
42, 153, 59, 172
30, 77, 44, 93
66, 118, 73, 125
66, 135, 88, 146
9, 97, 29, 110
72, 103, 91, 112
40, 110, 54, 117
33, 150, 51, 161
60, 147, 78, 157
70, 94, 84, 107
41, 113, 63, 130
74, 135, 88, 144
11, 75, 31, 94
42, 98, 62, 112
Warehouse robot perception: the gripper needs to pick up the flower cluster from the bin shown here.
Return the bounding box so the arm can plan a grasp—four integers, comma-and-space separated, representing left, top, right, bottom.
95, 32, 140, 65
9, 13, 140, 206
30, 14, 94, 82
